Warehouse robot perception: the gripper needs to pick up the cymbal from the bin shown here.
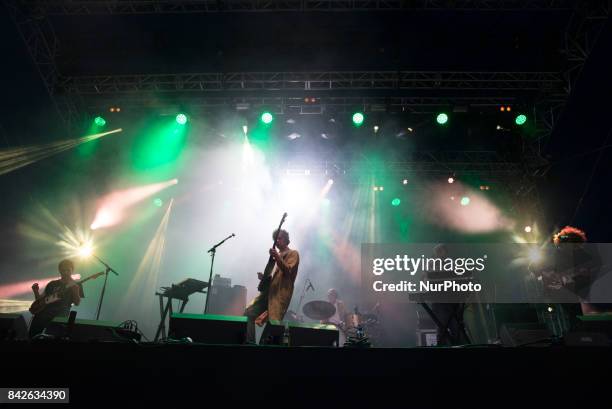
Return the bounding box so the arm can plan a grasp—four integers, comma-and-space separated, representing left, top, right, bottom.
303, 300, 336, 321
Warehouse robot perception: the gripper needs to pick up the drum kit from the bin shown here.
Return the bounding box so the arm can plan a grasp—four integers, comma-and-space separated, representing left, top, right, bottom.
288, 300, 380, 344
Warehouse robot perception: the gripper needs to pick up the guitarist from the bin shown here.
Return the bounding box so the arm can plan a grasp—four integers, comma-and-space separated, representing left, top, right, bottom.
244, 229, 300, 343
29, 259, 84, 338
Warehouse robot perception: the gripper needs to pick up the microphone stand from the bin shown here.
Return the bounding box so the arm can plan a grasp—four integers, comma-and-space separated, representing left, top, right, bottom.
92, 254, 119, 321
203, 233, 235, 314
295, 278, 313, 321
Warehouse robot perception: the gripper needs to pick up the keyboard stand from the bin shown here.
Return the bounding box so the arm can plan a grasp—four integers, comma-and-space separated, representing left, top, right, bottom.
419, 302, 471, 346
154, 291, 190, 342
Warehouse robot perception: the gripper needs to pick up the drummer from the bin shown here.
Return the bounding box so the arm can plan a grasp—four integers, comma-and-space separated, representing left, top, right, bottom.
321, 288, 348, 346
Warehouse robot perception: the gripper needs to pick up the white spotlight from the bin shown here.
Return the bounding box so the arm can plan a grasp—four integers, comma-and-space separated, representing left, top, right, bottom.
448, 177, 455, 184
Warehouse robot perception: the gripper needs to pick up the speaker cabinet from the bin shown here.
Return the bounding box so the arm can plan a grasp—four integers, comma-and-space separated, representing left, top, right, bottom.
499, 323, 552, 347
261, 320, 339, 347
47, 317, 141, 342
169, 313, 247, 345
207, 285, 247, 316
0, 313, 28, 340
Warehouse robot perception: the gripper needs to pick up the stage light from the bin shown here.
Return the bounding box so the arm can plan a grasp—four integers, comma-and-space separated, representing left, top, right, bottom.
524, 225, 532, 233
379, 186, 384, 191
242, 125, 248, 135
90, 179, 179, 230
328, 179, 334, 185
373, 125, 379, 133
460, 196, 470, 206
403, 179, 408, 185
176, 113, 188, 125
391, 198, 401, 206
352, 112, 364, 126
448, 177, 455, 184
261, 112, 274, 124
373, 186, 379, 191
154, 198, 163, 207
76, 243, 94, 258
500, 106, 506, 112
547, 306, 554, 313
287, 132, 301, 140
94, 116, 106, 127
436, 113, 448, 125
515, 114, 527, 125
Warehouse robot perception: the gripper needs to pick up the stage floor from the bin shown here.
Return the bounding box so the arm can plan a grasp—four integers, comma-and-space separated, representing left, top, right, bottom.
2, 340, 611, 405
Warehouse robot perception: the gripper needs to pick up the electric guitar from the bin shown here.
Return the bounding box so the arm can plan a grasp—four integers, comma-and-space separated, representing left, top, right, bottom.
29, 271, 104, 315
256, 212, 288, 297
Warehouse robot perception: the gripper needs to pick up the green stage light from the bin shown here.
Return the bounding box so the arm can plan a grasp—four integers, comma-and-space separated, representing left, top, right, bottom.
153, 198, 163, 207
460, 196, 470, 206
176, 113, 188, 125
94, 116, 106, 127
515, 114, 527, 125
261, 112, 274, 124
436, 113, 448, 125
352, 112, 364, 126
391, 198, 401, 207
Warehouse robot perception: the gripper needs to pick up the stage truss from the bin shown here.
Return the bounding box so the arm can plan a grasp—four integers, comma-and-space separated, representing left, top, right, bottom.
5, 0, 609, 221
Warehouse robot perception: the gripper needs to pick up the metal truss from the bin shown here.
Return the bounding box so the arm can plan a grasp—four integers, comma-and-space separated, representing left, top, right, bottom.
285, 151, 527, 179
83, 95, 522, 115
283, 151, 543, 209
9, 0, 607, 145
19, 0, 576, 15
562, 0, 610, 95
5, 0, 81, 131
61, 71, 566, 95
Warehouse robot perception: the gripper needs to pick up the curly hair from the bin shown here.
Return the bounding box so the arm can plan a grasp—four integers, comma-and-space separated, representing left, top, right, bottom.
272, 228, 290, 244
553, 226, 587, 245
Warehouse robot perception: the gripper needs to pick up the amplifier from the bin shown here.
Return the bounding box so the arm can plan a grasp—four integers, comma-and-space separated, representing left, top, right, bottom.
499, 323, 552, 347
207, 285, 247, 316
0, 313, 28, 340
261, 320, 339, 347
169, 313, 247, 344
47, 317, 141, 342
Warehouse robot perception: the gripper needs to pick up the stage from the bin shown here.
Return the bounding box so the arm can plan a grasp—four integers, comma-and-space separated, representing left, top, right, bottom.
2, 340, 611, 405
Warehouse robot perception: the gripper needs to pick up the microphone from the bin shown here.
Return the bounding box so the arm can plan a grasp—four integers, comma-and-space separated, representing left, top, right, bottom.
306, 279, 315, 292
231, 233, 236, 237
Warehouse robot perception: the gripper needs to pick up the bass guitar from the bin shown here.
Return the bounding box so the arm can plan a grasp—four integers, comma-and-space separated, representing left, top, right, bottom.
29, 271, 104, 315
256, 212, 288, 297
